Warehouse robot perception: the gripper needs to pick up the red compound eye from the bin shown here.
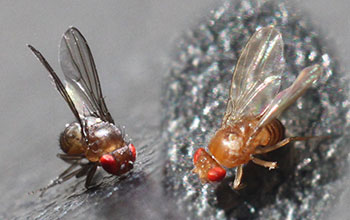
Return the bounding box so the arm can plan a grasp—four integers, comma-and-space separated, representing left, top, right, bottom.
207, 166, 226, 182
193, 148, 205, 164
128, 143, 136, 162
100, 154, 119, 175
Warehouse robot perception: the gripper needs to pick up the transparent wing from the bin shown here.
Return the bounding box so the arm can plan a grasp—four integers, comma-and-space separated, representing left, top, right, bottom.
257, 64, 323, 129
28, 44, 86, 140
59, 27, 114, 124
222, 27, 285, 126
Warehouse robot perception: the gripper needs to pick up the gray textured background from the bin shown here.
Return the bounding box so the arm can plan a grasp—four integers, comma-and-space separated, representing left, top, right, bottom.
0, 0, 349, 219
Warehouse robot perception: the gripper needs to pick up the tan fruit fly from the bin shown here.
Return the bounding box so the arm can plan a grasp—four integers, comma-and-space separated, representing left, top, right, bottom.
28, 27, 136, 194
192, 26, 323, 189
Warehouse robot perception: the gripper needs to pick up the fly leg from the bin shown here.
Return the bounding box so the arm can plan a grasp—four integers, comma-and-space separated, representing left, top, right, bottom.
84, 164, 101, 190
68, 163, 98, 195
57, 153, 84, 164
33, 164, 84, 197
64, 162, 100, 190
232, 165, 244, 190
251, 136, 331, 170
57, 154, 101, 190
251, 156, 277, 169
75, 163, 93, 178
31, 155, 87, 196
254, 136, 318, 154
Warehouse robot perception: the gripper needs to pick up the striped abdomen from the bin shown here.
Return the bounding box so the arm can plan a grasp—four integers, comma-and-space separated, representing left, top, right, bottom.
261, 118, 285, 147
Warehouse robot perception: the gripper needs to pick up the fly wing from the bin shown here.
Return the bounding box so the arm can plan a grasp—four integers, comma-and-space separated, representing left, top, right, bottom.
59, 27, 114, 124
256, 64, 323, 130
28, 44, 86, 139
223, 27, 285, 127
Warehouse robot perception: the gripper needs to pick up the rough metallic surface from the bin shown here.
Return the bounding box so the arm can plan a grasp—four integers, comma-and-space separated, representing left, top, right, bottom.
162, 0, 350, 219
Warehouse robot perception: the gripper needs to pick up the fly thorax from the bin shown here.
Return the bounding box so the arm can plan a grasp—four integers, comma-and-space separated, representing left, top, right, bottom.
85, 119, 125, 162
226, 133, 244, 156
208, 127, 246, 168
85, 116, 102, 127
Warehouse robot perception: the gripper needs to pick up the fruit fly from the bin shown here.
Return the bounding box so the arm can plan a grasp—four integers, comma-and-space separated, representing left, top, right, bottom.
28, 27, 136, 193
192, 26, 323, 189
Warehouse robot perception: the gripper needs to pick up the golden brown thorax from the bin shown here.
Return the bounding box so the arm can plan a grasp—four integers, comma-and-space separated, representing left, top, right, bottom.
60, 117, 126, 162
208, 116, 284, 168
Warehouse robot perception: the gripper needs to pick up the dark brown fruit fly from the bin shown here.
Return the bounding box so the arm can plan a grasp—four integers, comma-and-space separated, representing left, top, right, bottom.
28, 27, 136, 194
192, 26, 323, 189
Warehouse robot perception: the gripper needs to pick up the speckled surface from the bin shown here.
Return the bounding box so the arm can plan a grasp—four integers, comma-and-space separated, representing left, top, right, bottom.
162, 0, 350, 219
